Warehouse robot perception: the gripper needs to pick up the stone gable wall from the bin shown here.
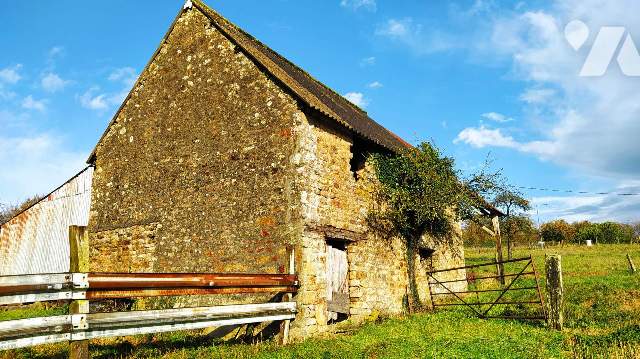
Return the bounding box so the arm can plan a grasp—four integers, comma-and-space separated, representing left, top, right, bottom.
89, 8, 305, 275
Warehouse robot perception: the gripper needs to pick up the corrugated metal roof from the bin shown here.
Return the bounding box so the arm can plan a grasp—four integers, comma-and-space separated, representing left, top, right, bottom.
0, 167, 93, 275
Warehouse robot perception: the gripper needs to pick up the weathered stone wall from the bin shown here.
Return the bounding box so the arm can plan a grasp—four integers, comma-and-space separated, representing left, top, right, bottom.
290, 112, 410, 337
89, 7, 305, 275
289, 110, 467, 337
422, 227, 467, 295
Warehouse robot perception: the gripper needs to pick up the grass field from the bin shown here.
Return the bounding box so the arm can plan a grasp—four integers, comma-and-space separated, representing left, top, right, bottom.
2, 244, 639, 358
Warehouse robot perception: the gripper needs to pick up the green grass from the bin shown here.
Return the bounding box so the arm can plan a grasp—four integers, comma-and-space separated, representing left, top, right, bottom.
2, 244, 639, 358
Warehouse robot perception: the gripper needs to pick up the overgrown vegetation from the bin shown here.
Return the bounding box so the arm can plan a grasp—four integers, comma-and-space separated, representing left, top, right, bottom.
367, 142, 501, 311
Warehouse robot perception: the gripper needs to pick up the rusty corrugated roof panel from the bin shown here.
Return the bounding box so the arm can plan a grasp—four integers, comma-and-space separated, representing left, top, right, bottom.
0, 167, 93, 275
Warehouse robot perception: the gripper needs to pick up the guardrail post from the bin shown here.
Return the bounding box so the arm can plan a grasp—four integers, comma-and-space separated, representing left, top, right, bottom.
69, 225, 89, 359
545, 255, 563, 330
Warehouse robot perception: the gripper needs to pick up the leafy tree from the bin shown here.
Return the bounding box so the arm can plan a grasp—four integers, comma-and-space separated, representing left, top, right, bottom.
368, 142, 500, 312
597, 222, 634, 244
492, 189, 531, 259
461, 220, 494, 247
574, 222, 600, 244
540, 219, 575, 245
504, 215, 537, 246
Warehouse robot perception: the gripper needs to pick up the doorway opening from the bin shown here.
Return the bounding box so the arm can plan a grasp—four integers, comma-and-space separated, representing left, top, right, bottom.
325, 239, 349, 324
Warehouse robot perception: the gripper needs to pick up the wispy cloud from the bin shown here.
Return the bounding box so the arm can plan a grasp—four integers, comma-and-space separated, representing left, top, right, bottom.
108, 67, 137, 88
367, 81, 383, 89
47, 46, 64, 60
344, 92, 369, 108
340, 0, 376, 12
360, 56, 376, 67
454, 125, 555, 157
466, 0, 640, 178
0, 65, 22, 84
530, 184, 640, 223
78, 67, 137, 111
375, 18, 459, 55
21, 95, 47, 112
41, 73, 69, 93
481, 112, 514, 123
78, 87, 108, 110
519, 88, 556, 104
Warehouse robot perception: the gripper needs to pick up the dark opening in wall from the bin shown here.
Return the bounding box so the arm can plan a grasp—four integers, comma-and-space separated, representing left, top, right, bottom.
350, 140, 368, 180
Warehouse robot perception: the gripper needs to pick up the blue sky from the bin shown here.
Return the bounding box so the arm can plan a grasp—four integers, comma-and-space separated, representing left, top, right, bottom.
1, 0, 639, 224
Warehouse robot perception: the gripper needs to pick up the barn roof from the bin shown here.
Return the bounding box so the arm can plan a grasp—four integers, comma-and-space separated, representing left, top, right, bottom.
87, 0, 410, 163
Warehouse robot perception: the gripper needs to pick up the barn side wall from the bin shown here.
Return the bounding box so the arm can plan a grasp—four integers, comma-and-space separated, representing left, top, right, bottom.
289, 111, 466, 338
0, 167, 93, 275
88, 7, 305, 275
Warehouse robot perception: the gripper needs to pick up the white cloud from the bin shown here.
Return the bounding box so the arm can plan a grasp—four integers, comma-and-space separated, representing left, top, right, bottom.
377, 18, 412, 37
376, 18, 458, 54
78, 67, 136, 111
21, 95, 47, 112
78, 88, 108, 110
47, 46, 64, 60
459, 0, 640, 179
481, 112, 514, 122
519, 88, 556, 104
344, 92, 369, 108
340, 0, 376, 12
41, 73, 69, 93
0, 65, 22, 84
367, 81, 383, 89
454, 125, 555, 157
108, 67, 137, 87
530, 183, 640, 223
360, 56, 376, 67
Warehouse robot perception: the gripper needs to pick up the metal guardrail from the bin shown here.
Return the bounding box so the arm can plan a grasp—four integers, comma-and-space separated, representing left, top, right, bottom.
0, 272, 299, 351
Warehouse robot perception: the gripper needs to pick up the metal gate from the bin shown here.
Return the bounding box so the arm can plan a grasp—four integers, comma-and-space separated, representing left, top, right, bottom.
427, 255, 547, 321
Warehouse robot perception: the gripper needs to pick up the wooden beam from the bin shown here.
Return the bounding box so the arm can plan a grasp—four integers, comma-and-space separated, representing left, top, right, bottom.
481, 226, 495, 237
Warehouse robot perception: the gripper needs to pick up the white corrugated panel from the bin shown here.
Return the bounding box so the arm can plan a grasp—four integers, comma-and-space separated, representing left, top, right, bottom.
0, 167, 93, 275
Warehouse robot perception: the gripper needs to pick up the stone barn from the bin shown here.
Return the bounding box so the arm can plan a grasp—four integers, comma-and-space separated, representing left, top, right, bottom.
0, 0, 500, 338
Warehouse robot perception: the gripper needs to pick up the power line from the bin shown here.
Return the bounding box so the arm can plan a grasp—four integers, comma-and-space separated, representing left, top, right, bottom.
515, 185, 640, 196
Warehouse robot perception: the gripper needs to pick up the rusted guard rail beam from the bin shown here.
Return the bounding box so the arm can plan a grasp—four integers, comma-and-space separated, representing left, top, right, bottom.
0, 272, 299, 304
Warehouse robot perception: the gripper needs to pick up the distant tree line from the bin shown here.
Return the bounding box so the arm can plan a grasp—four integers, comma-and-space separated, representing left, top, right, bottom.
463, 217, 640, 247
540, 219, 639, 245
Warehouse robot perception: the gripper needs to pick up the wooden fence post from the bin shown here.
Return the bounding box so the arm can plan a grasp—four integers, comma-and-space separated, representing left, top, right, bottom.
627, 254, 637, 273
69, 225, 89, 359
545, 255, 563, 330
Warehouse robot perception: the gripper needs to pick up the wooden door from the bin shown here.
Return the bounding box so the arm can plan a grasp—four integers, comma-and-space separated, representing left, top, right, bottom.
326, 240, 349, 319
